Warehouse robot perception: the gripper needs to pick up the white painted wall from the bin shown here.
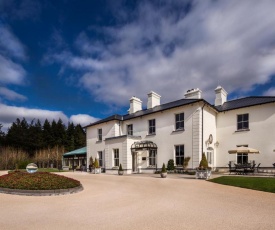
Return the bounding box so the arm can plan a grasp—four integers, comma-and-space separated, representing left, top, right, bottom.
216, 103, 275, 167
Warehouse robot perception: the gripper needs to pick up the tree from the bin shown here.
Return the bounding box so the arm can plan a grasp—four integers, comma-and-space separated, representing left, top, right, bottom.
167, 159, 175, 171
0, 123, 5, 146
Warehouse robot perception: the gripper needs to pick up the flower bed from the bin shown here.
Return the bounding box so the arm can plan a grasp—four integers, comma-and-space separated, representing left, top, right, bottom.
0, 172, 80, 190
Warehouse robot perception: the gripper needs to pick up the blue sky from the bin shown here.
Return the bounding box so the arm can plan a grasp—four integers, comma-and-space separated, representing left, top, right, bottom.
1, 0, 275, 131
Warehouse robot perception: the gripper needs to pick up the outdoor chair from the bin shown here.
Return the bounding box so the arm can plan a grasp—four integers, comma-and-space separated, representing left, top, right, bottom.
256, 163, 261, 173
228, 164, 236, 174
245, 163, 256, 174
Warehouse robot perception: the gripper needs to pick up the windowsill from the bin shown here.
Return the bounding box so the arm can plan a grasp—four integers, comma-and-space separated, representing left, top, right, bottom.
172, 129, 185, 133
147, 165, 156, 168
96, 140, 102, 143
146, 133, 156, 136
235, 129, 250, 133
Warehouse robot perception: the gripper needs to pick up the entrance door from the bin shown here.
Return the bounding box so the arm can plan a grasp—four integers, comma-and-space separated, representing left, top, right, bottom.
132, 152, 137, 173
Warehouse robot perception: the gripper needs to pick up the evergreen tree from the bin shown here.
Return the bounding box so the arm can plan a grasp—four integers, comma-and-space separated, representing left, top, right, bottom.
0, 123, 5, 146
74, 124, 86, 149
43, 119, 54, 148
66, 122, 75, 151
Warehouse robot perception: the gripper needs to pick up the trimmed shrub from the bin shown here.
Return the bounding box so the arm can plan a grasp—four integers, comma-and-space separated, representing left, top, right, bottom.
89, 156, 94, 168
167, 159, 175, 171
183, 157, 191, 169
199, 152, 209, 169
94, 158, 100, 168
161, 163, 167, 173
119, 163, 123, 171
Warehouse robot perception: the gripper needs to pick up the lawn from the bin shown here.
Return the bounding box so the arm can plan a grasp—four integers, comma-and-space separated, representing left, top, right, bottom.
209, 176, 275, 193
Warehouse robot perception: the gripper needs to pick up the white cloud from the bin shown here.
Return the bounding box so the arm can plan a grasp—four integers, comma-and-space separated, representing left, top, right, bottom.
0, 87, 27, 101
69, 114, 99, 127
0, 55, 26, 85
0, 103, 68, 131
50, 1, 275, 106
263, 87, 275, 96
0, 103, 98, 132
0, 24, 26, 60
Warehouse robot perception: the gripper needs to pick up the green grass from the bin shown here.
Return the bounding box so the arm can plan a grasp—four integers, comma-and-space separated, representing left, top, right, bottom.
0, 171, 80, 190
209, 176, 275, 193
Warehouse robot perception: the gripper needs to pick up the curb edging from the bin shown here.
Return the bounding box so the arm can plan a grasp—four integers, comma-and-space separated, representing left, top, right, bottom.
0, 185, 83, 196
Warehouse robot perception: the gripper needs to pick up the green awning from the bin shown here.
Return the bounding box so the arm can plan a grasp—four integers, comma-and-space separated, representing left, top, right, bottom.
63, 147, 87, 157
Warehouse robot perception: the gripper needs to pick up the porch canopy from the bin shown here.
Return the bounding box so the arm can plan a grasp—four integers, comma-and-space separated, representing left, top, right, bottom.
131, 141, 158, 151
228, 146, 260, 154
63, 147, 87, 158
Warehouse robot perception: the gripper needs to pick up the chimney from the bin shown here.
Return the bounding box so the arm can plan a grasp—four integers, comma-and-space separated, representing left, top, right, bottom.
129, 96, 142, 114
147, 91, 161, 109
184, 88, 202, 99
215, 86, 227, 106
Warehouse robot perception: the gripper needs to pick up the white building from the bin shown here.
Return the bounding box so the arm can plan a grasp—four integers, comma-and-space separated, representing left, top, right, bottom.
85, 86, 275, 174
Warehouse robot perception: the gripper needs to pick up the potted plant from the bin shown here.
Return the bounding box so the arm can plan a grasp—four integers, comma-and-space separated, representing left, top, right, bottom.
160, 163, 167, 178
94, 158, 101, 174
89, 156, 94, 173
183, 156, 191, 173
118, 163, 124, 175
196, 153, 211, 179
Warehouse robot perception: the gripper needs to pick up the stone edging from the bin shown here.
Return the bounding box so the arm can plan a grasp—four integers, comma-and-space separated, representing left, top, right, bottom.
0, 185, 83, 196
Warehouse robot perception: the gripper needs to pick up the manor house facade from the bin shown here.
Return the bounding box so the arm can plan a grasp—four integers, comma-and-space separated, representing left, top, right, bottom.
85, 86, 275, 174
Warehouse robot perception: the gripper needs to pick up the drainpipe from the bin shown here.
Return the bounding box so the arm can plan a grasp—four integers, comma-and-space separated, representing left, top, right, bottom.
202, 103, 206, 158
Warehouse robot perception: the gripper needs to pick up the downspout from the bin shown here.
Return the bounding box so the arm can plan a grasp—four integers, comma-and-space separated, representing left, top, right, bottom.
202, 103, 206, 157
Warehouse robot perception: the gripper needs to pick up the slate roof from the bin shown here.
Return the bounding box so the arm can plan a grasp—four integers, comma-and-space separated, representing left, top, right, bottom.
84, 98, 208, 128
84, 96, 275, 128
215, 96, 275, 112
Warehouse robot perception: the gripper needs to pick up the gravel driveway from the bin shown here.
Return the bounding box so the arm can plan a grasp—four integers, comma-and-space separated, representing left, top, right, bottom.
0, 171, 274, 230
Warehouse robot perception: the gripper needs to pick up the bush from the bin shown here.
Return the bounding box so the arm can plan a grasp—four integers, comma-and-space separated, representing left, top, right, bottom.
183, 157, 191, 169
94, 158, 100, 168
89, 156, 94, 168
161, 163, 167, 173
17, 160, 31, 169
119, 163, 123, 171
199, 152, 209, 169
167, 159, 175, 171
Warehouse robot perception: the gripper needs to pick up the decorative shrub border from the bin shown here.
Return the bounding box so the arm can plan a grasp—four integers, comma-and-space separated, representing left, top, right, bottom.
0, 185, 83, 196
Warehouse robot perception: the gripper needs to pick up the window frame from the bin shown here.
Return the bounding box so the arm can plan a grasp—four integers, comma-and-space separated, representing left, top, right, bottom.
237, 113, 249, 131
175, 113, 184, 131
127, 124, 133, 135
98, 151, 103, 167
97, 128, 102, 141
149, 150, 157, 166
175, 145, 184, 166
113, 149, 119, 167
148, 119, 156, 135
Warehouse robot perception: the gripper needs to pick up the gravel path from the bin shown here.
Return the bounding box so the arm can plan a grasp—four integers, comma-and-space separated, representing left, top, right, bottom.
0, 171, 274, 230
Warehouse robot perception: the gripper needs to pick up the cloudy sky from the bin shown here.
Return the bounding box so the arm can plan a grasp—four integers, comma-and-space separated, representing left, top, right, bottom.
1, 0, 275, 131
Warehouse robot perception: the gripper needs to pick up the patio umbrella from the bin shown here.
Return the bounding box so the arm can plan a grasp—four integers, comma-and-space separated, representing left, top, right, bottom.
228, 146, 260, 154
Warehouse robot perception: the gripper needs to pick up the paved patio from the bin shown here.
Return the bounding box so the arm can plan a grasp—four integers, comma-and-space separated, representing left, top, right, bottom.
0, 171, 274, 230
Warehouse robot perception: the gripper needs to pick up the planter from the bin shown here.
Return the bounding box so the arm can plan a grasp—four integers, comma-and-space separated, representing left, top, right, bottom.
94, 168, 101, 174
195, 170, 211, 179
160, 172, 167, 178
118, 170, 124, 175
